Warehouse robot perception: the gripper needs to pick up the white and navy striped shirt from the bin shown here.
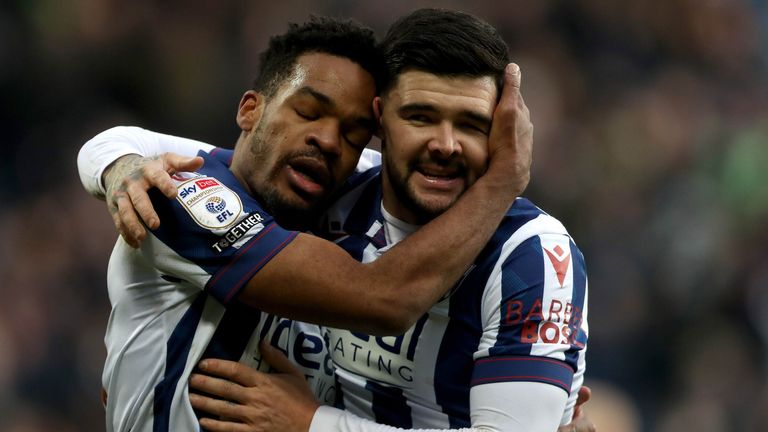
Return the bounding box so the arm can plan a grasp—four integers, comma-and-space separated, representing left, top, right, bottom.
103, 149, 335, 432
318, 167, 589, 429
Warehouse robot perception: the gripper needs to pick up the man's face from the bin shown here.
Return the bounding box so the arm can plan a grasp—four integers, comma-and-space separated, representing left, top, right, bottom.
236, 53, 377, 229
377, 70, 497, 224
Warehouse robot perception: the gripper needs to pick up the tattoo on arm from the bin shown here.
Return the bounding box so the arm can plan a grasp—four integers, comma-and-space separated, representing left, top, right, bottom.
104, 155, 161, 216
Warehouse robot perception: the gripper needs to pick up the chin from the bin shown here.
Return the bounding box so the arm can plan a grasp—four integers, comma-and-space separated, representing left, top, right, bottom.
408, 199, 454, 222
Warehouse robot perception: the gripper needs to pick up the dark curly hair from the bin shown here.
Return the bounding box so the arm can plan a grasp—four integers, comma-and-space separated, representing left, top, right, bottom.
253, 16, 385, 97
379, 8, 509, 95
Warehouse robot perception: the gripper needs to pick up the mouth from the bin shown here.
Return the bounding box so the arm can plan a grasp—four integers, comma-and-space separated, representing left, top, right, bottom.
410, 162, 467, 192
285, 157, 332, 200
416, 164, 463, 182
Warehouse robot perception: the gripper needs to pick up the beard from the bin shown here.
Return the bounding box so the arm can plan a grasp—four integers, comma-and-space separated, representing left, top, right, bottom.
383, 149, 467, 224
247, 125, 332, 231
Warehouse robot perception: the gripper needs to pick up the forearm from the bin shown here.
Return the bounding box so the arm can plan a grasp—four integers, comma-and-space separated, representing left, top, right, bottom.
366, 174, 519, 329
310, 382, 566, 432
310, 406, 479, 432
77, 126, 215, 197
240, 177, 520, 335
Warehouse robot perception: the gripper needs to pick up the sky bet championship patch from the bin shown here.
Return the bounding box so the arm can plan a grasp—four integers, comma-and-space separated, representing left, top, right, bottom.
174, 174, 243, 231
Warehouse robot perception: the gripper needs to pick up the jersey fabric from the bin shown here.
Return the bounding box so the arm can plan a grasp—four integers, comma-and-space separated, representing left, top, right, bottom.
103, 149, 335, 432
317, 167, 589, 429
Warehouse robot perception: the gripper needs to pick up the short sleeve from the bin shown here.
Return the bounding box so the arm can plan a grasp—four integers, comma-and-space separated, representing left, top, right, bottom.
144, 151, 298, 305
472, 218, 588, 394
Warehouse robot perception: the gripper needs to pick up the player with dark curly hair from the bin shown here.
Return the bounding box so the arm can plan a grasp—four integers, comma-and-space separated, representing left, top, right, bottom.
77, 13, 534, 432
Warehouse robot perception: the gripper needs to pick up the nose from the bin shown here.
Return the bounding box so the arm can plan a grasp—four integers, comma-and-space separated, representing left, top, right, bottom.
427, 122, 461, 158
306, 120, 342, 157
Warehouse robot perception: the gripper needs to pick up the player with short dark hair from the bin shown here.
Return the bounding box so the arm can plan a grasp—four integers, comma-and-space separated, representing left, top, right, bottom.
77, 12, 534, 432
379, 8, 509, 95
186, 9, 589, 431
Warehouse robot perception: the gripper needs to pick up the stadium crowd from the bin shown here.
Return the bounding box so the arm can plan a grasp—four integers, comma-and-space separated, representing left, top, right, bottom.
1, 0, 766, 430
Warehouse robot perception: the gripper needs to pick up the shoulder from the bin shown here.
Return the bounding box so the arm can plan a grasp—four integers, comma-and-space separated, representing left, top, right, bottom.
479, 198, 586, 290
319, 166, 382, 237
493, 198, 572, 251
151, 153, 279, 237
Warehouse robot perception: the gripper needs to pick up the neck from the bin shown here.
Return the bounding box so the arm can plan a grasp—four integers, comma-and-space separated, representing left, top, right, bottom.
229, 136, 254, 197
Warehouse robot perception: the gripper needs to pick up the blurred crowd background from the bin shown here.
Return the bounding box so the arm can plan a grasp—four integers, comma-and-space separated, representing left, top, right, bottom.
2, 0, 767, 430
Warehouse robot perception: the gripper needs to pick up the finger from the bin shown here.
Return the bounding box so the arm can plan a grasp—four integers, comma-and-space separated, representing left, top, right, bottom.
189, 392, 244, 423
189, 372, 251, 402
507, 62, 521, 89
198, 416, 253, 432
496, 64, 520, 111
259, 341, 302, 376
149, 154, 196, 199
156, 154, 203, 198
197, 359, 262, 387
576, 385, 592, 406
492, 64, 522, 132
126, 182, 160, 230
108, 202, 124, 236
164, 153, 204, 174
115, 195, 145, 247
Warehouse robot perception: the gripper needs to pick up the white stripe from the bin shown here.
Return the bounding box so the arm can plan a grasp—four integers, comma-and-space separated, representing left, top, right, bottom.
476, 214, 569, 358
408, 300, 451, 428
529, 233, 572, 360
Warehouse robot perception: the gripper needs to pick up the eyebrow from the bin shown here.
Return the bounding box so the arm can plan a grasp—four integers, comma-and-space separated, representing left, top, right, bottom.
297, 86, 376, 131
398, 102, 492, 129
297, 86, 333, 106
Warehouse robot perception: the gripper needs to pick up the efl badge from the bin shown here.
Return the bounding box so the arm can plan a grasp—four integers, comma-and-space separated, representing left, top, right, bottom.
176, 176, 243, 231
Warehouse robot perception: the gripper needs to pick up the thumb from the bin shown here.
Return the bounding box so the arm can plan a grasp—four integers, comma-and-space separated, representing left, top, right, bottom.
492, 63, 522, 126
505, 63, 521, 90
163, 153, 205, 175
259, 340, 302, 377
576, 385, 592, 406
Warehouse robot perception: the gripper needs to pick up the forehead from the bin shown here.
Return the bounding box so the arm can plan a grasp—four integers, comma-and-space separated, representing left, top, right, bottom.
275, 52, 376, 108
385, 70, 498, 115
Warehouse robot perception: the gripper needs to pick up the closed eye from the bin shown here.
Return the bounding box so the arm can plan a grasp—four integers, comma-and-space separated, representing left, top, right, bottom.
296, 109, 319, 121
407, 114, 433, 124
460, 122, 490, 135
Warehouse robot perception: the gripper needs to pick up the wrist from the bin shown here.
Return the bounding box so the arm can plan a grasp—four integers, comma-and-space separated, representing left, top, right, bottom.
477, 162, 528, 201
102, 153, 142, 193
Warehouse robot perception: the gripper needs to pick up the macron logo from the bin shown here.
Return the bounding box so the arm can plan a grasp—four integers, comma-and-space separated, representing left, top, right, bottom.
544, 245, 570, 287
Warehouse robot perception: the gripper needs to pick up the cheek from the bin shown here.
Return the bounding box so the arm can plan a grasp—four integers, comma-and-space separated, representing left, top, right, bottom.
336, 152, 360, 181
464, 140, 490, 177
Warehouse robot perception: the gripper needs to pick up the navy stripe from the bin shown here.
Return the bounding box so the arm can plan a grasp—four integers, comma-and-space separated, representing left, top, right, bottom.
259, 314, 276, 341
201, 302, 261, 361
565, 240, 588, 369
208, 148, 234, 165
153, 293, 208, 432
206, 227, 298, 304
341, 171, 383, 238
330, 166, 381, 205
335, 235, 374, 262
472, 355, 573, 392
149, 151, 299, 305
492, 236, 546, 357
365, 380, 412, 428
433, 244, 501, 428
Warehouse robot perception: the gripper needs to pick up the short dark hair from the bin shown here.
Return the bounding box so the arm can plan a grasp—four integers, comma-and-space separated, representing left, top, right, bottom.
253, 16, 385, 97
379, 8, 509, 94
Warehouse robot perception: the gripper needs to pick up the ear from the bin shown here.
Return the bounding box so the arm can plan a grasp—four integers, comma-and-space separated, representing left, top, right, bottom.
372, 96, 384, 138
236, 90, 265, 132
